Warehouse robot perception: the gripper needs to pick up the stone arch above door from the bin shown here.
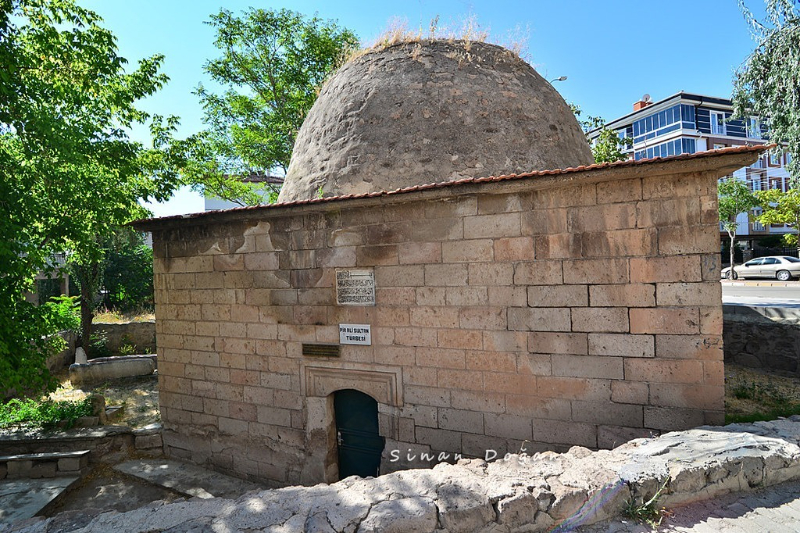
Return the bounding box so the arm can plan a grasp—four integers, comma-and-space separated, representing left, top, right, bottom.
303, 366, 402, 407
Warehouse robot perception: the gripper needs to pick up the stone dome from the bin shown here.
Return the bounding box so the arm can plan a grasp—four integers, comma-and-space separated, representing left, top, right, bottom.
278, 40, 593, 203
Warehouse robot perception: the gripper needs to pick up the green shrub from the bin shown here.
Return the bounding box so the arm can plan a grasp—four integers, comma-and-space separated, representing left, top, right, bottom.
0, 397, 94, 430
89, 331, 112, 359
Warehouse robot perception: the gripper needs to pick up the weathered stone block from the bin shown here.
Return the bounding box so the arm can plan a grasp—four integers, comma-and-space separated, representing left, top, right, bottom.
537, 377, 611, 402
572, 401, 643, 427
494, 236, 535, 261
630, 255, 702, 283
534, 233, 582, 259
611, 380, 649, 405
416, 427, 462, 452
437, 369, 484, 391
506, 395, 571, 419
590, 284, 655, 307
588, 333, 654, 358
398, 242, 441, 264
528, 285, 588, 307
436, 483, 495, 532
483, 372, 537, 395
644, 406, 705, 431
463, 212, 521, 238
513, 261, 563, 285
441, 239, 494, 263
630, 308, 699, 334
563, 258, 628, 285
424, 263, 467, 286
357, 497, 438, 533
438, 408, 484, 433
533, 419, 597, 447
649, 383, 724, 410
375, 265, 425, 287
552, 354, 624, 380
571, 307, 629, 333
483, 413, 533, 440
528, 332, 588, 355
468, 262, 513, 286
508, 307, 571, 332
466, 350, 517, 373
624, 359, 704, 384
656, 282, 721, 307
658, 226, 719, 255
569, 203, 637, 233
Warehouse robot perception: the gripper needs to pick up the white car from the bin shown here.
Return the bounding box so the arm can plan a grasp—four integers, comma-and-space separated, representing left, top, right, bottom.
721, 256, 800, 281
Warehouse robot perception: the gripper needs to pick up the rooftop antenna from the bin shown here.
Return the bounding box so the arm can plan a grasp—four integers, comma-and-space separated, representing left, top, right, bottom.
642, 93, 651, 103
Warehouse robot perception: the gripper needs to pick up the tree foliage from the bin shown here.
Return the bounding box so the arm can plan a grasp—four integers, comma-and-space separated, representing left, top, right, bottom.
719, 178, 760, 271
755, 187, 800, 246
187, 8, 359, 205
0, 0, 179, 394
571, 105, 632, 163
733, 0, 800, 183
101, 230, 154, 313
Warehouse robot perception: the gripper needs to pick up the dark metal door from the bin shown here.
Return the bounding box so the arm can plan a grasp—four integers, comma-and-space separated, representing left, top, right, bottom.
334, 389, 385, 479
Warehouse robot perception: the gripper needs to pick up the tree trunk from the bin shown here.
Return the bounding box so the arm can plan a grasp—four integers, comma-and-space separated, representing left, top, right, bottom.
729, 231, 736, 278
76, 262, 100, 357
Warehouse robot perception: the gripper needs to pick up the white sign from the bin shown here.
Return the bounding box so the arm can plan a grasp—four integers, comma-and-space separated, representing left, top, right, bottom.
339, 324, 371, 345
336, 269, 375, 306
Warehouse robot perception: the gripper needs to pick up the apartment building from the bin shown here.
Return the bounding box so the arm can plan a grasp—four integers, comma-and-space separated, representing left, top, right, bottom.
588, 92, 793, 247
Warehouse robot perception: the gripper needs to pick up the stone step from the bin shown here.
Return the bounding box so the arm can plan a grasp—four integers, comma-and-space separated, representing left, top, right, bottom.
114, 459, 263, 499
0, 450, 90, 480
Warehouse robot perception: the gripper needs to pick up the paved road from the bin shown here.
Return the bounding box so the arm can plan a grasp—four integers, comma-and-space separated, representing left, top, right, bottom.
722, 281, 800, 308
574, 479, 800, 532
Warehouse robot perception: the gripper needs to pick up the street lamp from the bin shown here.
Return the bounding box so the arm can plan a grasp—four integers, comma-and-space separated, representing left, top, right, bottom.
550, 76, 567, 83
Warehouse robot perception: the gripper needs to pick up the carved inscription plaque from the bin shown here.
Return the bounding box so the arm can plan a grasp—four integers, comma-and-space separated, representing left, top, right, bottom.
336, 269, 375, 306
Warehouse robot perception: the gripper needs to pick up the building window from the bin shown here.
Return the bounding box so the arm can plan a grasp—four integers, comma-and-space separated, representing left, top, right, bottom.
710, 111, 726, 135
634, 138, 697, 160
747, 117, 761, 139
769, 151, 782, 167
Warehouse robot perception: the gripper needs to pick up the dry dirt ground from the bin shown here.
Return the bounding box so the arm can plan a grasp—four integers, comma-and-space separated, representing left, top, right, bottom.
49, 371, 159, 428
725, 364, 800, 423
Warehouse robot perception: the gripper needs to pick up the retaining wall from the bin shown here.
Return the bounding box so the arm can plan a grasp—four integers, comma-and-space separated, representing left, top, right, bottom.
92, 321, 156, 356
723, 305, 800, 376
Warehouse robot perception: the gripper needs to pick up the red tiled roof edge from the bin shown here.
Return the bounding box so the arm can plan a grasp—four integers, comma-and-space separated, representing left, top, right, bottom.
133, 144, 770, 226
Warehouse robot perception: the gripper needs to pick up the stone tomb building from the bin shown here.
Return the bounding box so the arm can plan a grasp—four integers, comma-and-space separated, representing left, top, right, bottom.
133, 41, 763, 485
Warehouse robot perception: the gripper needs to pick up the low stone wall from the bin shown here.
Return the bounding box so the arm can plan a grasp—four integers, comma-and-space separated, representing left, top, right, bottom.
45, 330, 77, 373
723, 305, 800, 375
68, 355, 157, 386
92, 321, 155, 356
11, 418, 800, 533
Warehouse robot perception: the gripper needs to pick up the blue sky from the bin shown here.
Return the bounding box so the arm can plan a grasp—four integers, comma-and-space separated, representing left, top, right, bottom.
80, 0, 760, 217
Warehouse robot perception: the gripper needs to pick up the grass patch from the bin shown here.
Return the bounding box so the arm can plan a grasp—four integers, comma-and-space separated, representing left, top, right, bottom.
0, 397, 93, 430
725, 365, 800, 424
623, 478, 669, 528
94, 308, 154, 323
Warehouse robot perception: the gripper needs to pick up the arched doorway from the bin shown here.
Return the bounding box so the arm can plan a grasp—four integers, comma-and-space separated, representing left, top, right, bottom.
334, 389, 385, 479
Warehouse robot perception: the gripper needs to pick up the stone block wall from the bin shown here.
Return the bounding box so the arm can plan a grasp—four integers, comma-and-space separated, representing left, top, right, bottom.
140, 152, 757, 485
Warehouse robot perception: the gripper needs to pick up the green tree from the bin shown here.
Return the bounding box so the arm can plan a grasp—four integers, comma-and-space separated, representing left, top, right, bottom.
0, 0, 180, 393
187, 8, 359, 205
733, 0, 800, 184
719, 178, 760, 275
101, 230, 154, 313
571, 105, 632, 163
755, 187, 800, 247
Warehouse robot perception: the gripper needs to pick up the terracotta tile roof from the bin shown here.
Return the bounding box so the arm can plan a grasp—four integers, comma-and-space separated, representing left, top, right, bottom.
133, 145, 770, 227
